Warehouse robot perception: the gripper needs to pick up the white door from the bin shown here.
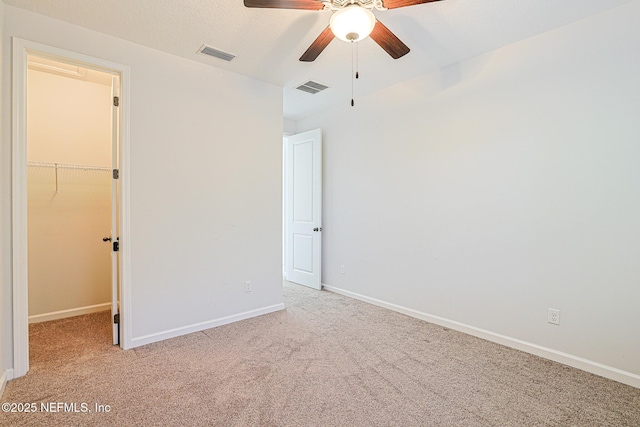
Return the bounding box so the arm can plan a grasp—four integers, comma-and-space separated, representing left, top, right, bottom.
285, 129, 322, 289
110, 77, 120, 345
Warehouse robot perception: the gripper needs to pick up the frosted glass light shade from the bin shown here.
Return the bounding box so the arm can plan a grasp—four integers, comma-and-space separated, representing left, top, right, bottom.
329, 6, 376, 42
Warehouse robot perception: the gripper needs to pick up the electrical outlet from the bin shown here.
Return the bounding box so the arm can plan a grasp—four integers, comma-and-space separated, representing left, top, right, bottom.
547, 308, 560, 325
245, 281, 252, 293
340, 265, 345, 274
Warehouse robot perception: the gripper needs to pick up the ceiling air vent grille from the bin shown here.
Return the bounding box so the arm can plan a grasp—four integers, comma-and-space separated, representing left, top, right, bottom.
296, 80, 329, 95
198, 44, 236, 62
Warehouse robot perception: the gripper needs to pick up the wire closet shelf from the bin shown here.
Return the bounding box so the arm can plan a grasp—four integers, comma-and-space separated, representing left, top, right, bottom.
27, 161, 112, 193
27, 161, 111, 171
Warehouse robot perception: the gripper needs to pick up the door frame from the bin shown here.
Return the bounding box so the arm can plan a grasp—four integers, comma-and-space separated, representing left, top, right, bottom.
11, 38, 132, 378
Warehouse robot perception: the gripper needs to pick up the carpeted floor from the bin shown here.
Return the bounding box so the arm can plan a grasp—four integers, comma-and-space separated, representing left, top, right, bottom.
2, 282, 639, 426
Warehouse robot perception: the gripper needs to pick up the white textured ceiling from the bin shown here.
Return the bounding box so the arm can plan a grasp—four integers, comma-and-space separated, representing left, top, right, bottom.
4, 0, 634, 120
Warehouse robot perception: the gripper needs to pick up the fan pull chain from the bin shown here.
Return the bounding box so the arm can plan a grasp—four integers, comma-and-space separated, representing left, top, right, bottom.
351, 42, 355, 107
356, 41, 359, 80
350, 42, 360, 107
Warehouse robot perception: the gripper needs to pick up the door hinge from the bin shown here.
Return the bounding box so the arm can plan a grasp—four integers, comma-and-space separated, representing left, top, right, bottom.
113, 241, 119, 252
113, 96, 120, 107
114, 313, 120, 324
113, 169, 119, 179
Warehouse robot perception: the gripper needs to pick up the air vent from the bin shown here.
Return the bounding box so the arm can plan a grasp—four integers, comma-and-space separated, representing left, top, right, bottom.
296, 80, 329, 95
197, 44, 235, 62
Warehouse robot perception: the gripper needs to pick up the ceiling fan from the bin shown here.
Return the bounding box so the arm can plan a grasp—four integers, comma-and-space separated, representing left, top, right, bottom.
244, 0, 443, 62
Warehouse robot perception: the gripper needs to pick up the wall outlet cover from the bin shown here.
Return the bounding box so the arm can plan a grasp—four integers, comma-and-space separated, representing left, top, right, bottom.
548, 308, 560, 325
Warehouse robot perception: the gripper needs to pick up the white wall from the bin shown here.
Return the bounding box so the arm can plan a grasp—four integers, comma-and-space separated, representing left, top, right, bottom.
298, 1, 640, 385
2, 6, 283, 369
27, 68, 112, 320
283, 118, 296, 136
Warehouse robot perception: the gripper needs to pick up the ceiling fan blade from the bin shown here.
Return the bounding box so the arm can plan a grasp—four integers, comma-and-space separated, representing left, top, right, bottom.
300, 26, 335, 62
370, 20, 410, 59
382, 0, 443, 10
244, 0, 324, 10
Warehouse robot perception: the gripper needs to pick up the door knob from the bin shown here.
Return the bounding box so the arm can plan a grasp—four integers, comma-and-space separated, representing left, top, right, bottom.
102, 237, 112, 242
313, 227, 322, 232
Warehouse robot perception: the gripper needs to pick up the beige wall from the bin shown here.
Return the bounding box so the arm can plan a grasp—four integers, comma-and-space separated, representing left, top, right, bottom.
27, 67, 112, 319
27, 68, 112, 166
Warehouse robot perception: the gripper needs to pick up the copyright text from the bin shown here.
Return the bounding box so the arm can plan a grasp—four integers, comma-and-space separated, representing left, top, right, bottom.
2, 402, 111, 413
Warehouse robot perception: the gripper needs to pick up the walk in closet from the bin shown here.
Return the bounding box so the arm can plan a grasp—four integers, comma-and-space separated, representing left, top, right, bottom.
27, 56, 114, 324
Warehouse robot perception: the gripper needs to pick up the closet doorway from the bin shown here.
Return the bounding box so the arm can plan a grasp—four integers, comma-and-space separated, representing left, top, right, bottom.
25, 54, 120, 347
13, 39, 131, 379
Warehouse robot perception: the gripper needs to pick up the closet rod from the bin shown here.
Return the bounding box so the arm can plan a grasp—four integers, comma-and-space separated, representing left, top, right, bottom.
27, 161, 111, 171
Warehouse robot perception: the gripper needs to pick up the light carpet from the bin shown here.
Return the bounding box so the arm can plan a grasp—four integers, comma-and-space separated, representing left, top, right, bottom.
2, 282, 639, 426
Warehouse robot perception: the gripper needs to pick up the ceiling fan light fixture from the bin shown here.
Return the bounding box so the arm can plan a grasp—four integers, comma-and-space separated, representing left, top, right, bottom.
329, 6, 376, 42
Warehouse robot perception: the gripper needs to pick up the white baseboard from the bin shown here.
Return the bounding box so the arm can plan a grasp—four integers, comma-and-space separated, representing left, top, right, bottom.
130, 303, 285, 348
28, 303, 111, 324
0, 369, 13, 397
322, 283, 640, 389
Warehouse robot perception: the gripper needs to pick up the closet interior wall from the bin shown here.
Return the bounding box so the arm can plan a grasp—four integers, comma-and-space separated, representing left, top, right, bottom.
27, 59, 113, 322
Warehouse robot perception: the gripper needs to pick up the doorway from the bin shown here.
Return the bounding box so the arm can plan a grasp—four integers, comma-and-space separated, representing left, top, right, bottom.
26, 54, 116, 338
12, 38, 131, 379
283, 129, 323, 290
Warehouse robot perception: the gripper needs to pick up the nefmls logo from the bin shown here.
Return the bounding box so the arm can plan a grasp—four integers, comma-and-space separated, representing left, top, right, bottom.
40, 402, 90, 413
